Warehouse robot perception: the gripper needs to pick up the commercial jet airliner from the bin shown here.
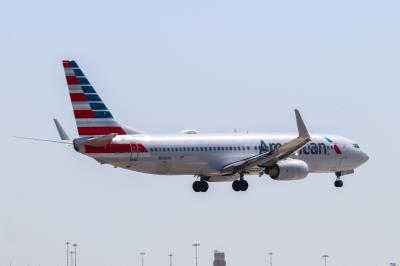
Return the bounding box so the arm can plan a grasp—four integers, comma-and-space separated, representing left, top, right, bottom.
20, 60, 369, 192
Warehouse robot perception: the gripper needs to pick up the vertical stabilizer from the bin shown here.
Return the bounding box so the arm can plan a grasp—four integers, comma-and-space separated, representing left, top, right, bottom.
62, 60, 127, 137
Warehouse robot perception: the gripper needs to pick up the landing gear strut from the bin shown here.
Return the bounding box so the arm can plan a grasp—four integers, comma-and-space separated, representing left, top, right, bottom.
232, 173, 249, 192
192, 180, 209, 192
334, 172, 344, 188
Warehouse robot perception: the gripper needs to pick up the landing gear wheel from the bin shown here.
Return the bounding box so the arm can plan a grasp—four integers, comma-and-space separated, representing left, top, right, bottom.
334, 179, 343, 188
240, 180, 249, 191
193, 180, 209, 192
200, 181, 209, 192
232, 180, 241, 192
193, 181, 201, 192
232, 179, 249, 191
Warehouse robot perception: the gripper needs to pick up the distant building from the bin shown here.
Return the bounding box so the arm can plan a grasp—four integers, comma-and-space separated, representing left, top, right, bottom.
213, 250, 226, 266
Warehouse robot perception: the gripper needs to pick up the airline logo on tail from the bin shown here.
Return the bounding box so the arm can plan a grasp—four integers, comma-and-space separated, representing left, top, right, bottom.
63, 60, 127, 136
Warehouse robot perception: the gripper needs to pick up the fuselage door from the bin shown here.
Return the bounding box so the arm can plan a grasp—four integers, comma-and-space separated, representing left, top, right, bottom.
130, 143, 139, 161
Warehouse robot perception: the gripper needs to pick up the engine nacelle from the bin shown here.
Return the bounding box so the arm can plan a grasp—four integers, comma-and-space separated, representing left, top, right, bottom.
268, 159, 309, 180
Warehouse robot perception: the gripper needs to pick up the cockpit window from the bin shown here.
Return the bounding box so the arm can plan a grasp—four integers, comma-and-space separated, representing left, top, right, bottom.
352, 144, 360, 149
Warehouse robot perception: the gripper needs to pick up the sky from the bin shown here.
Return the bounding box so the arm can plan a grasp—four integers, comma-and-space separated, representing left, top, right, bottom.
1, 0, 400, 266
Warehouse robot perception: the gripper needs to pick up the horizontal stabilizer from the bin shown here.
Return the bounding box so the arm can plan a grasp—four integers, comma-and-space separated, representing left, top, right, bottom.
14, 136, 72, 145
53, 118, 70, 140
81, 133, 117, 147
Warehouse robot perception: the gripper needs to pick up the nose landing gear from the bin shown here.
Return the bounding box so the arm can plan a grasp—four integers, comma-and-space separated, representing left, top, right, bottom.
334, 172, 344, 188
334, 179, 343, 188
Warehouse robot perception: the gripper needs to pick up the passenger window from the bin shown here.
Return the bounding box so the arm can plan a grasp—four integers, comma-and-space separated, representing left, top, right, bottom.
254, 146, 258, 150
200, 147, 204, 151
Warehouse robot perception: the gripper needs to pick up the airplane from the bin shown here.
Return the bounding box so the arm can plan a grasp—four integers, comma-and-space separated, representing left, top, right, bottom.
19, 60, 369, 192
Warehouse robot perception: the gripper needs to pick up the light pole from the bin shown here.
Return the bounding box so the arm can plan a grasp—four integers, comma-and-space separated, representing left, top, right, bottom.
322, 255, 329, 266
139, 252, 145, 266
72, 243, 78, 266
65, 242, 71, 266
268, 252, 273, 266
192, 243, 200, 266
168, 254, 173, 266
70, 251, 74, 266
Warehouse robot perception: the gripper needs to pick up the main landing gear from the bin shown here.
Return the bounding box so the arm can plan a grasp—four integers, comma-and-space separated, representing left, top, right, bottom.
192, 180, 209, 192
232, 173, 248, 192
334, 172, 344, 188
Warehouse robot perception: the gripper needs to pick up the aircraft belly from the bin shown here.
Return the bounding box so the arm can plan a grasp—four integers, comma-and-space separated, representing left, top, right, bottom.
87, 145, 345, 176
297, 155, 340, 173
130, 155, 210, 175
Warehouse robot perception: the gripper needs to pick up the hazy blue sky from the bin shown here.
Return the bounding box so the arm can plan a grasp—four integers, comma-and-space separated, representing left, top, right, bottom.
1, 0, 400, 266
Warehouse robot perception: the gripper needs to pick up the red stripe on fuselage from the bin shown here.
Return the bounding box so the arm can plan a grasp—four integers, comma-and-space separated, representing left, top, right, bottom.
74, 110, 95, 118
78, 127, 126, 135
70, 93, 88, 101
85, 144, 148, 153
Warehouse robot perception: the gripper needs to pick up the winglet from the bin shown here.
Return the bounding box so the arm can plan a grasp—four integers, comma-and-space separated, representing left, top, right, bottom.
295, 109, 311, 140
53, 118, 70, 140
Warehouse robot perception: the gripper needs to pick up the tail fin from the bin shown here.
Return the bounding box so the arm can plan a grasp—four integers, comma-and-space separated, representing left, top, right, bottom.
62, 60, 127, 137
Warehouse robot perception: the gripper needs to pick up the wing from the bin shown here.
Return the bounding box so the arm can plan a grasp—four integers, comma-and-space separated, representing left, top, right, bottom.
220, 109, 311, 175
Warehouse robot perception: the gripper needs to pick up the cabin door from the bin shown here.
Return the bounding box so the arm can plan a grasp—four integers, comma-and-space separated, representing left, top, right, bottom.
130, 143, 139, 161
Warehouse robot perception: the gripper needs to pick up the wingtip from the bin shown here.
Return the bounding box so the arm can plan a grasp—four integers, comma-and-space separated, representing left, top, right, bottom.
295, 109, 311, 140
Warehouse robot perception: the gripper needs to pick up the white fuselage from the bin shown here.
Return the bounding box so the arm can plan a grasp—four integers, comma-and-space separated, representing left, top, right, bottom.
79, 132, 369, 181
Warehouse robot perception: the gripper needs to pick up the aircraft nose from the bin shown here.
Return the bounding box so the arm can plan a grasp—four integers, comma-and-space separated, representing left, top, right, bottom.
359, 150, 369, 164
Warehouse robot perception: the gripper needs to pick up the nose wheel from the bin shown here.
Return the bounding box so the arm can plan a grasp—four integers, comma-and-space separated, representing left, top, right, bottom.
192, 180, 209, 192
334, 179, 343, 188
334, 172, 344, 188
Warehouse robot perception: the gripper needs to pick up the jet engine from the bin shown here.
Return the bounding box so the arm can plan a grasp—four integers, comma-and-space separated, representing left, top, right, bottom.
268, 159, 309, 180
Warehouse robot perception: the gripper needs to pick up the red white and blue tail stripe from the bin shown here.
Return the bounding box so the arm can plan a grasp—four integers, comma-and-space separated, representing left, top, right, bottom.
63, 60, 127, 136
